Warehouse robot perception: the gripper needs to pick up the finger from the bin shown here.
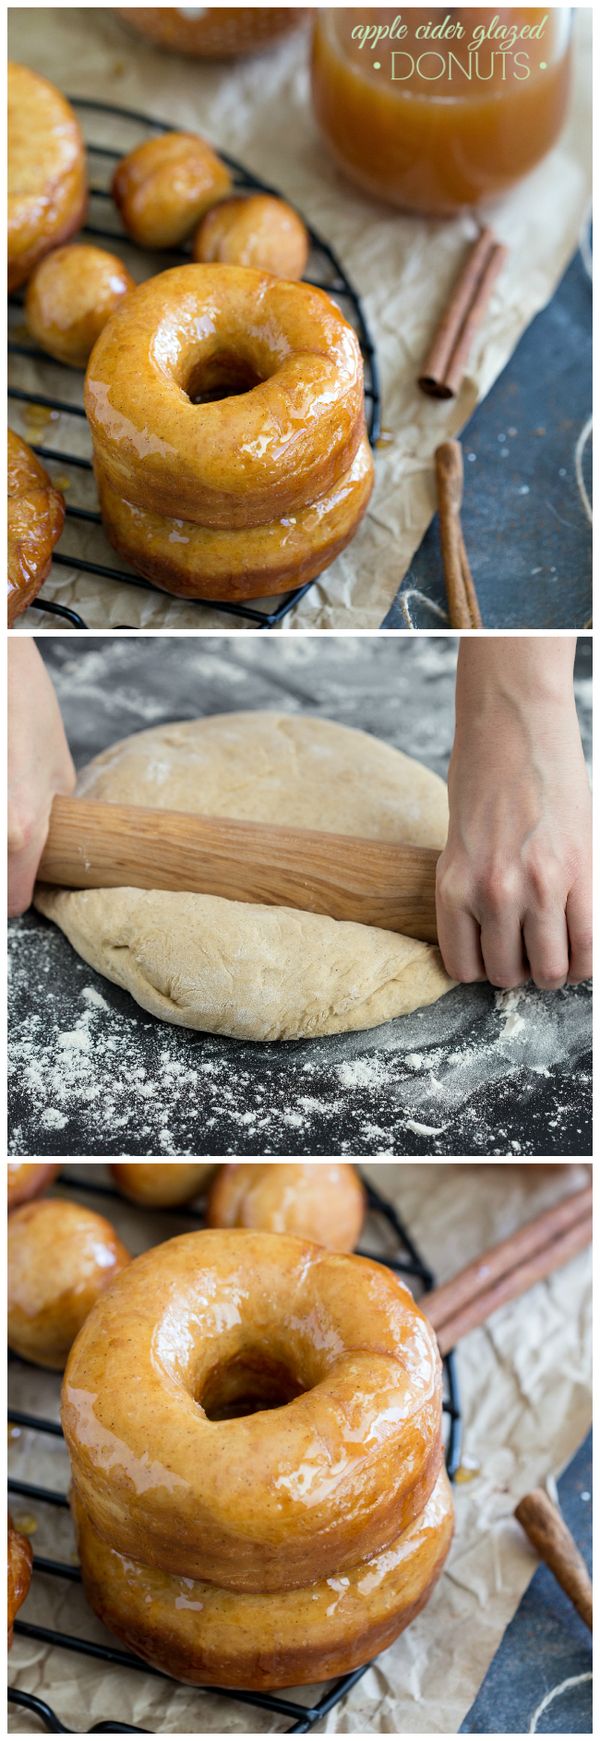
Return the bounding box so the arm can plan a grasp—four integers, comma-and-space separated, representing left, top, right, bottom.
8, 837, 45, 916
8, 811, 49, 918
522, 909, 570, 991
436, 902, 486, 983
480, 915, 529, 990
566, 882, 593, 984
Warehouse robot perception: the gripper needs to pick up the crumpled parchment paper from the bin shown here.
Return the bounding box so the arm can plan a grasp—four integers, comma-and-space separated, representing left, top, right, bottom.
8, 1160, 591, 1733
8, 7, 592, 631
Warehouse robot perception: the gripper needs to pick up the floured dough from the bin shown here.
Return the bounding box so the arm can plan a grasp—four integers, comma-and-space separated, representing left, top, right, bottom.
35, 712, 453, 1041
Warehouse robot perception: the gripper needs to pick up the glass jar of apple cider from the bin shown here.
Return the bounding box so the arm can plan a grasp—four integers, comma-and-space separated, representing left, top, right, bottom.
311, 9, 572, 213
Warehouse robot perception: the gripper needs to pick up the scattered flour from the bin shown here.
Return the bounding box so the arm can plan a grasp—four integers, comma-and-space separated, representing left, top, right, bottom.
8, 911, 591, 1158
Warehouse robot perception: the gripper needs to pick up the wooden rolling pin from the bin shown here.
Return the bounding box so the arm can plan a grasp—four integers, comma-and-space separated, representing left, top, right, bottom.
37, 796, 440, 942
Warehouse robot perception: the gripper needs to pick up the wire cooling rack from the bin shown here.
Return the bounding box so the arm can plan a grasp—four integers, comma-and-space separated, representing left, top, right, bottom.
8, 1170, 461, 1735
8, 97, 381, 633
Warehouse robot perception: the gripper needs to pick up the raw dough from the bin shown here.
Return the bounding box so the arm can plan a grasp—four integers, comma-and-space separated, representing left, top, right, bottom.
36, 712, 453, 1041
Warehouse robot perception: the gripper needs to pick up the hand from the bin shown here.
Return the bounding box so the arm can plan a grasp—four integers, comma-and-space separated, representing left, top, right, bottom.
436, 638, 592, 991
8, 640, 76, 916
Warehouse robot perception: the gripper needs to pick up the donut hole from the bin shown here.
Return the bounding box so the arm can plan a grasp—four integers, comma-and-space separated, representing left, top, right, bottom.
185, 350, 265, 405
200, 1349, 306, 1420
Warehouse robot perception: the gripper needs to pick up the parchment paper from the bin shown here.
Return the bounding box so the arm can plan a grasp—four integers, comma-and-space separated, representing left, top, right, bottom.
8, 1160, 592, 1733
8, 6, 592, 631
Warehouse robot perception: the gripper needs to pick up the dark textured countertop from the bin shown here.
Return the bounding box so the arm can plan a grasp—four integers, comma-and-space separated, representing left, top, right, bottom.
386, 248, 592, 631
8, 636, 592, 1158
462, 1432, 592, 1735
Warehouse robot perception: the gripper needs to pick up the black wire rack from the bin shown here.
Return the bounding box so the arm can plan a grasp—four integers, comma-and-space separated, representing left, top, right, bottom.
8, 97, 381, 633
8, 1169, 461, 1735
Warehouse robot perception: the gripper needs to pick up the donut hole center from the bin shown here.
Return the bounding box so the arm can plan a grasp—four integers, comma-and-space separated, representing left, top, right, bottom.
200, 1350, 306, 1420
185, 350, 264, 405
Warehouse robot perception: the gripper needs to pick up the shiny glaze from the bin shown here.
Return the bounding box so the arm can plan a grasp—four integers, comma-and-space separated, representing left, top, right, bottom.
26, 244, 135, 369
112, 133, 231, 249
117, 8, 303, 58
95, 431, 373, 600
8, 64, 87, 291
7, 1161, 60, 1212
110, 1162, 214, 1207
62, 1230, 442, 1592
8, 1516, 33, 1646
208, 1163, 365, 1252
8, 1197, 130, 1370
84, 264, 365, 528
8, 433, 65, 625
73, 1470, 453, 1688
193, 195, 309, 280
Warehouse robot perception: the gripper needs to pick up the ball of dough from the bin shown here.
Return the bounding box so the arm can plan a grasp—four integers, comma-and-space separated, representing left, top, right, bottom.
110, 1163, 214, 1206
193, 195, 309, 279
7, 1162, 60, 1212
8, 1197, 130, 1369
35, 713, 452, 1043
208, 1163, 365, 1250
26, 244, 135, 368
112, 133, 231, 248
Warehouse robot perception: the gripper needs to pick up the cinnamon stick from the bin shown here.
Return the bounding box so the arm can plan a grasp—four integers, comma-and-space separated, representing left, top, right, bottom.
423, 1185, 592, 1334
433, 1214, 591, 1355
435, 439, 483, 628
418, 226, 508, 400
515, 1488, 592, 1632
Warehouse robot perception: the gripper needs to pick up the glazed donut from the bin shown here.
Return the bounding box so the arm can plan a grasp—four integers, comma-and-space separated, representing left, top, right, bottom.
8, 1517, 33, 1647
110, 1162, 214, 1206
7, 1162, 60, 1212
26, 244, 135, 368
193, 195, 309, 280
112, 133, 231, 249
208, 1164, 365, 1252
8, 1198, 130, 1370
8, 431, 65, 625
62, 1230, 442, 1591
94, 433, 373, 600
85, 265, 365, 528
8, 64, 87, 291
72, 1469, 453, 1689
116, 9, 304, 58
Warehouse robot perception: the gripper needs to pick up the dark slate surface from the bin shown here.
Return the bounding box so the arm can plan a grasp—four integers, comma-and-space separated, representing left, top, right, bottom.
8, 637, 592, 1158
462, 1432, 592, 1735
386, 248, 592, 631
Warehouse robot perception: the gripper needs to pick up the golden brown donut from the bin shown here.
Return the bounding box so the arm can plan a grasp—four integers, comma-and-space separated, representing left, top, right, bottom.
8, 1198, 130, 1370
112, 133, 231, 249
7, 1162, 60, 1212
193, 194, 309, 280
94, 432, 373, 600
117, 9, 303, 58
8, 64, 87, 291
8, 1516, 33, 1647
72, 1468, 452, 1688
8, 430, 65, 626
62, 1230, 442, 1591
110, 1162, 214, 1206
26, 244, 135, 368
208, 1163, 365, 1251
85, 264, 365, 528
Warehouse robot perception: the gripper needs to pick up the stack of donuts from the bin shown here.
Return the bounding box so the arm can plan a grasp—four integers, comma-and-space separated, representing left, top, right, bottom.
85, 260, 374, 602
62, 1218, 453, 1689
